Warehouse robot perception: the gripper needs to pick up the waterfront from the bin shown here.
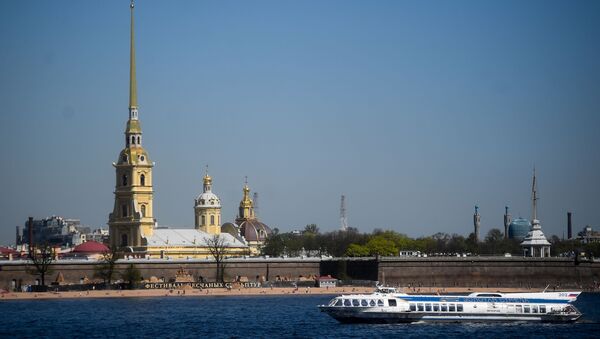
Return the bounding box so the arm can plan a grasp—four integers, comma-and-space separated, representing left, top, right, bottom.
1, 293, 599, 338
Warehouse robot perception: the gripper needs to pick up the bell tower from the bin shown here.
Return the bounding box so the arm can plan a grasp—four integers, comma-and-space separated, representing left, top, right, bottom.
108, 0, 155, 249
236, 177, 255, 223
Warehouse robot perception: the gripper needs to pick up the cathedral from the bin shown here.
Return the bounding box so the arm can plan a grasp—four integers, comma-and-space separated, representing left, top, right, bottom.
108, 2, 269, 259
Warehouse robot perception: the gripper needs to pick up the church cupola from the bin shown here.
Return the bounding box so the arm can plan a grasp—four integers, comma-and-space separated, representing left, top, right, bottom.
238, 177, 255, 221
194, 168, 221, 234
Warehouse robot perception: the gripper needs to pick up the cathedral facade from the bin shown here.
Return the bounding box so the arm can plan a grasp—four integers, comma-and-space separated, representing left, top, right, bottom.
107, 2, 250, 259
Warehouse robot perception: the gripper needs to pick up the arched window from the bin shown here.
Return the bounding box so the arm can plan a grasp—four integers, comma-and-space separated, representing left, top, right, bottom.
137, 136, 141, 144
210, 215, 215, 225
121, 234, 128, 247
140, 174, 145, 186
201, 215, 206, 226
122, 174, 128, 186
141, 205, 146, 217
126, 136, 129, 146
122, 204, 128, 217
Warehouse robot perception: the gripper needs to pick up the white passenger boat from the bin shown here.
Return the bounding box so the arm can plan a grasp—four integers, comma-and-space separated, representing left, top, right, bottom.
319, 287, 582, 323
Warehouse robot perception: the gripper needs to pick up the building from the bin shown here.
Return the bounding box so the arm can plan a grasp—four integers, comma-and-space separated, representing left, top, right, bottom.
63, 241, 110, 260
473, 205, 481, 242
19, 216, 88, 248
194, 171, 221, 235
508, 218, 531, 241
107, 2, 248, 260
578, 226, 600, 244
521, 169, 551, 257
221, 180, 272, 255
503, 206, 511, 240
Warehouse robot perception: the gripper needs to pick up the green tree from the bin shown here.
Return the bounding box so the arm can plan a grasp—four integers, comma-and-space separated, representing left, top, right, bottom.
365, 235, 398, 256
304, 224, 320, 235
345, 243, 370, 257
121, 264, 142, 289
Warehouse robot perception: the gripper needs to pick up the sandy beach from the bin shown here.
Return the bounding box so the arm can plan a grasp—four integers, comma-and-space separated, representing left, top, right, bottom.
0, 286, 550, 301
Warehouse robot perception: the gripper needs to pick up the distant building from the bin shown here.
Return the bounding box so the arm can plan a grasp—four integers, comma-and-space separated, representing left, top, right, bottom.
521, 169, 551, 257
503, 206, 511, 240
473, 205, 481, 242
222, 180, 272, 256
578, 226, 600, 244
508, 218, 531, 241
106, 3, 249, 260
20, 216, 88, 248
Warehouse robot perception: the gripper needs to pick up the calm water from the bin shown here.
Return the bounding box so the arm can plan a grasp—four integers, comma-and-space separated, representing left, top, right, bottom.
1, 293, 599, 338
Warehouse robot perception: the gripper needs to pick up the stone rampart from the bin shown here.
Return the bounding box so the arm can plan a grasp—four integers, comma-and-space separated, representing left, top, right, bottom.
0, 258, 320, 290
377, 257, 600, 289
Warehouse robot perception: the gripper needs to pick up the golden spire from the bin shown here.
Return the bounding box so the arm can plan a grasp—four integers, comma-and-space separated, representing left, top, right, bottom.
203, 165, 212, 184
129, 0, 137, 109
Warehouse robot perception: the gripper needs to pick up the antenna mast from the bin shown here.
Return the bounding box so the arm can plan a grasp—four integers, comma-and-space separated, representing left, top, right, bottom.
340, 195, 348, 231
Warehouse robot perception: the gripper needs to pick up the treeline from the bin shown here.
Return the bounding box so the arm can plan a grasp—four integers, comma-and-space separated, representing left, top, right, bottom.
261, 225, 600, 258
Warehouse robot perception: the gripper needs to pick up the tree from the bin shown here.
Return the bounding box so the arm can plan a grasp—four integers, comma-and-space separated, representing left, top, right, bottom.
304, 224, 320, 235
345, 243, 370, 257
94, 245, 120, 287
262, 232, 285, 257
121, 264, 142, 289
27, 242, 55, 287
365, 236, 398, 256
485, 229, 504, 243
207, 234, 228, 283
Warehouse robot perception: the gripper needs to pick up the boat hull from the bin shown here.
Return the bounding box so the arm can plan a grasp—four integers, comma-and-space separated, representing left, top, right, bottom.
319, 306, 581, 323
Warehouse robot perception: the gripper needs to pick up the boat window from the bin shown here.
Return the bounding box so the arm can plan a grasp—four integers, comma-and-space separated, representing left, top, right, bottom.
524, 306, 530, 313
335, 299, 343, 307
516, 305, 522, 313
539, 306, 546, 313
425, 303, 432, 312
410, 304, 416, 311
475, 293, 502, 298
457, 304, 463, 312
433, 304, 440, 312
344, 299, 351, 307
361, 300, 368, 307
531, 306, 538, 313
441, 304, 447, 312
449, 304, 456, 312
388, 299, 397, 307
370, 300, 376, 306
352, 299, 360, 307
377, 300, 384, 307
417, 304, 424, 311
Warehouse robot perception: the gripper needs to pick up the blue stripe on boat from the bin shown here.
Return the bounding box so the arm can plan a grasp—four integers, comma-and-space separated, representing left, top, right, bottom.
398, 296, 569, 304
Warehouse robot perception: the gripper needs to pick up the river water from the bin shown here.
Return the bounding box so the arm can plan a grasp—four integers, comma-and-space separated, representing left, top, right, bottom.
1, 293, 599, 338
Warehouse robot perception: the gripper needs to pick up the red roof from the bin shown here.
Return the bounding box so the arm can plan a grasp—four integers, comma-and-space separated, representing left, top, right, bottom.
72, 241, 109, 253
0, 247, 18, 255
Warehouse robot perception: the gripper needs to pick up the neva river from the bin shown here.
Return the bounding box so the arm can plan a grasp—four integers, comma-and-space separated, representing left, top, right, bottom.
1, 293, 599, 338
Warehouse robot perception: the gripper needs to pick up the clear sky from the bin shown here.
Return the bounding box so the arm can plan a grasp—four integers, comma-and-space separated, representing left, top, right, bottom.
1, 0, 599, 245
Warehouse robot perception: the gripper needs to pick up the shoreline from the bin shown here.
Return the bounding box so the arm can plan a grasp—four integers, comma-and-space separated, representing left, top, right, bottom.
1, 286, 592, 301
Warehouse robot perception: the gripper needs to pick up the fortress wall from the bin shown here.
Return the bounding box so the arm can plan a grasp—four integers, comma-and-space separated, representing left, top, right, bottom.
378, 257, 600, 289
0, 259, 321, 289
2, 257, 599, 291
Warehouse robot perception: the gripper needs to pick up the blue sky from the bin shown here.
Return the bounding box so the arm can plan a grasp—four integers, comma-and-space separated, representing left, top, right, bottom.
1, 0, 599, 244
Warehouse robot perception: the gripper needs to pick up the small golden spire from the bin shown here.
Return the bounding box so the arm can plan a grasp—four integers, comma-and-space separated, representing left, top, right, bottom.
203, 165, 212, 182
129, 0, 137, 109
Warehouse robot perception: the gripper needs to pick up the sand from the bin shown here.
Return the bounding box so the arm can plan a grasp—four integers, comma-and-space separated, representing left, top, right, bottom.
0, 286, 550, 301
